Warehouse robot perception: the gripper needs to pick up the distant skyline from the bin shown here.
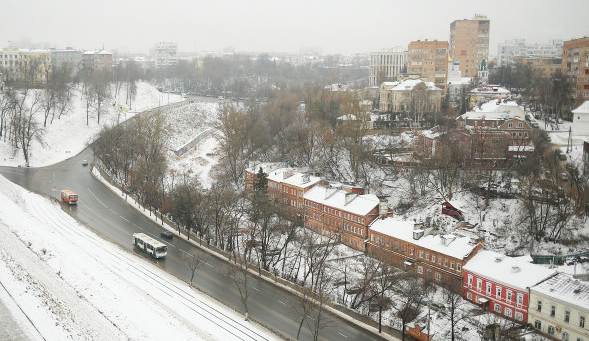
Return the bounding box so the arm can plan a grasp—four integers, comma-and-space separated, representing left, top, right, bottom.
1, 0, 588, 55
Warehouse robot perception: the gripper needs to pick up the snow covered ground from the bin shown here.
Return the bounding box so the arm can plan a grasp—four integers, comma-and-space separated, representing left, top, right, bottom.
0, 82, 183, 167
0, 175, 279, 341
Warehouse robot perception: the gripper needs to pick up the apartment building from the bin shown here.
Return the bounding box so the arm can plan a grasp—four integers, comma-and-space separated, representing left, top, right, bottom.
497, 39, 563, 66
562, 37, 589, 104
82, 50, 113, 73
153, 41, 178, 69
407, 40, 449, 90
463, 250, 557, 323
450, 15, 490, 78
516, 56, 562, 77
378, 79, 442, 113
529, 273, 589, 341
50, 47, 82, 72
368, 48, 407, 87
367, 217, 482, 289
303, 185, 381, 251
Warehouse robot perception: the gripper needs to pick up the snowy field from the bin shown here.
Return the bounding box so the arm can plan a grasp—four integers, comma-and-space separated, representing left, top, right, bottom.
0, 82, 183, 167
0, 175, 279, 341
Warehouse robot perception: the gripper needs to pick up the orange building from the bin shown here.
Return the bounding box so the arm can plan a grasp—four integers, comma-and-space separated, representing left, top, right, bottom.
562, 37, 589, 104
408, 40, 449, 90
450, 15, 490, 78
516, 56, 562, 77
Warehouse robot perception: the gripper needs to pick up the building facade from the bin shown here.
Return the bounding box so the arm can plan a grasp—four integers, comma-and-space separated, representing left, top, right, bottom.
368, 48, 407, 87
82, 50, 113, 74
0, 48, 51, 85
408, 40, 449, 90
450, 15, 490, 78
378, 79, 442, 113
153, 41, 178, 69
516, 56, 562, 77
463, 250, 557, 323
562, 37, 589, 104
50, 48, 82, 73
367, 217, 482, 289
529, 273, 589, 341
497, 39, 563, 67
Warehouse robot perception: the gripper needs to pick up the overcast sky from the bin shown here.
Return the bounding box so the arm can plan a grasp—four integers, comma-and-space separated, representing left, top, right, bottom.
1, 0, 588, 55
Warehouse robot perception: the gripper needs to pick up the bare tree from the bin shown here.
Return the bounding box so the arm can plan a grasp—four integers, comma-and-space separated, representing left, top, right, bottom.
186, 253, 201, 287
394, 276, 431, 341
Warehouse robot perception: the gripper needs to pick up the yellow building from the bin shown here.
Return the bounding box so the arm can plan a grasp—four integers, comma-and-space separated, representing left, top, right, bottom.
0, 48, 51, 85
562, 37, 589, 104
408, 40, 449, 90
450, 15, 490, 78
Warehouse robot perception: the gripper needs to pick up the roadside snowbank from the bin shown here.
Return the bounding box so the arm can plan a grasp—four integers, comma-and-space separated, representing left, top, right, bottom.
0, 175, 279, 341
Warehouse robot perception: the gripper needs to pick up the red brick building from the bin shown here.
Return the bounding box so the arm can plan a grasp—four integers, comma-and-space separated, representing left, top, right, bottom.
303, 185, 381, 251
367, 217, 482, 289
463, 250, 557, 323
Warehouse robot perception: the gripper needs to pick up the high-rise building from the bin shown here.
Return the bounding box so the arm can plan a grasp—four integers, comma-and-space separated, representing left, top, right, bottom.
497, 39, 563, 66
562, 37, 589, 104
153, 42, 178, 69
407, 40, 449, 90
449, 15, 490, 78
82, 50, 113, 73
368, 48, 407, 87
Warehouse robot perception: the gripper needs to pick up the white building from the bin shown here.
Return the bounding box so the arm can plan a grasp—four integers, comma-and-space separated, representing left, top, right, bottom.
0, 48, 51, 83
50, 47, 82, 72
368, 48, 407, 87
153, 42, 178, 69
529, 273, 589, 341
496, 39, 563, 66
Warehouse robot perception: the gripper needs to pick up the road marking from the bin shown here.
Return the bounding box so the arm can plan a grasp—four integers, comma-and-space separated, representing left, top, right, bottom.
278, 299, 287, 305
337, 331, 348, 338
87, 188, 108, 208
119, 216, 130, 223
179, 249, 192, 257
202, 261, 214, 268
251, 286, 261, 292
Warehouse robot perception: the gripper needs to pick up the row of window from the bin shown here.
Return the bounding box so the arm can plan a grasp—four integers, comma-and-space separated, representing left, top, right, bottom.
467, 275, 525, 305
536, 300, 586, 328
534, 320, 583, 341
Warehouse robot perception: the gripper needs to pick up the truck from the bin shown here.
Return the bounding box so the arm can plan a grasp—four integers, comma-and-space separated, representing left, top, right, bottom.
60, 189, 78, 205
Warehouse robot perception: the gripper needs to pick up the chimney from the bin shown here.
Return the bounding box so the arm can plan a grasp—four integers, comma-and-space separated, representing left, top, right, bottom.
301, 174, 310, 184
511, 266, 521, 273
441, 234, 456, 246
283, 169, 295, 179
378, 202, 388, 216
344, 192, 357, 205
413, 228, 424, 240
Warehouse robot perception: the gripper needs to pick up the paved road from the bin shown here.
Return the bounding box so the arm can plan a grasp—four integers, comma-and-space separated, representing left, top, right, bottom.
0, 147, 386, 341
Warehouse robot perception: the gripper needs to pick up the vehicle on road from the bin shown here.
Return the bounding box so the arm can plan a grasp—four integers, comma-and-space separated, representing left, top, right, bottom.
60, 189, 79, 205
160, 230, 174, 239
133, 233, 167, 258
82, 160, 88, 166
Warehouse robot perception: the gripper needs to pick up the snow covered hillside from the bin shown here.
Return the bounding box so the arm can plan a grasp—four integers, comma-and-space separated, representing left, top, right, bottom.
0, 175, 279, 341
0, 82, 183, 168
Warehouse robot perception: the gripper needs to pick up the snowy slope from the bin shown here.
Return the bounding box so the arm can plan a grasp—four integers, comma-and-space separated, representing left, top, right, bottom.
0, 175, 279, 341
0, 82, 184, 168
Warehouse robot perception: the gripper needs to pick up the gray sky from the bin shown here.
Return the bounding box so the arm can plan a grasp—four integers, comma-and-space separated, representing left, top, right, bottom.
1, 0, 588, 55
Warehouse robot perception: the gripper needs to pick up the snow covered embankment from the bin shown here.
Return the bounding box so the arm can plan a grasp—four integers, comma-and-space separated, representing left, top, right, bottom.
0, 175, 279, 341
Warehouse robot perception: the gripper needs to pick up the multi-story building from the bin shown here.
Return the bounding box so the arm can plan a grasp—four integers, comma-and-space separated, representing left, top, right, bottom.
153, 42, 178, 69
82, 50, 113, 74
529, 273, 589, 341
497, 39, 563, 66
0, 48, 51, 84
303, 185, 381, 251
408, 40, 449, 90
468, 85, 511, 109
562, 37, 589, 104
450, 15, 490, 78
378, 79, 442, 113
463, 250, 557, 323
516, 56, 562, 77
368, 48, 407, 87
367, 217, 482, 289
50, 47, 82, 72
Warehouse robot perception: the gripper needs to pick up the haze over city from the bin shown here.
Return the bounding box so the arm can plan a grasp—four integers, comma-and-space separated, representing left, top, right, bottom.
2, 0, 589, 53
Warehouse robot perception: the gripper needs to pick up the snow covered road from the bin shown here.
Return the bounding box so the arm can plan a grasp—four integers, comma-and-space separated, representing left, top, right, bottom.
0, 175, 280, 341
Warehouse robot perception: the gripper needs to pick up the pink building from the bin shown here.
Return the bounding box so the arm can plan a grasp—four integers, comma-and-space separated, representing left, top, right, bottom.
463, 250, 557, 323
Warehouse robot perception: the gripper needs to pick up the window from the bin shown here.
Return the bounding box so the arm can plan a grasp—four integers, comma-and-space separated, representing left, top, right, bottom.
467, 274, 473, 287
418, 250, 424, 258
565, 311, 570, 323
417, 266, 423, 274
431, 255, 436, 263
486, 283, 492, 295
467, 292, 472, 300
534, 320, 542, 329
506, 290, 513, 303
516, 293, 523, 306
548, 326, 555, 336
477, 279, 482, 291
435, 272, 441, 281
537, 300, 542, 312
494, 304, 501, 313
496, 286, 502, 299
505, 308, 512, 318
515, 312, 523, 321
450, 262, 455, 270
562, 332, 569, 341
551, 305, 556, 318
580, 316, 585, 328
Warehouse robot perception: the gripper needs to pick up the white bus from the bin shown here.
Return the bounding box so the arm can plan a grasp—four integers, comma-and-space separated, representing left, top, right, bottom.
133, 233, 168, 259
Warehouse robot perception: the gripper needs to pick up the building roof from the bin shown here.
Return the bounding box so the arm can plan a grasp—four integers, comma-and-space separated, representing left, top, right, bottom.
304, 185, 380, 216
572, 101, 589, 115
369, 217, 479, 259
508, 145, 535, 152
266, 168, 322, 189
463, 250, 557, 291
532, 273, 589, 311
457, 111, 517, 121
469, 86, 511, 95
391, 79, 440, 91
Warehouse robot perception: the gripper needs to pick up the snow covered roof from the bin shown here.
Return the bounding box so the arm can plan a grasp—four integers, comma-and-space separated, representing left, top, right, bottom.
266, 168, 323, 189
391, 79, 440, 91
572, 101, 589, 115
421, 128, 443, 139
448, 77, 472, 85
469, 86, 511, 95
304, 185, 380, 216
508, 145, 535, 152
380, 81, 400, 90
463, 250, 557, 291
246, 162, 283, 175
457, 111, 517, 121
369, 217, 479, 259
532, 273, 589, 311
337, 114, 357, 121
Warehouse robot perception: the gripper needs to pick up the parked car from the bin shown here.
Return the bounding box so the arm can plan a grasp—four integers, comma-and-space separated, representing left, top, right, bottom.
82, 160, 88, 166
160, 230, 174, 239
